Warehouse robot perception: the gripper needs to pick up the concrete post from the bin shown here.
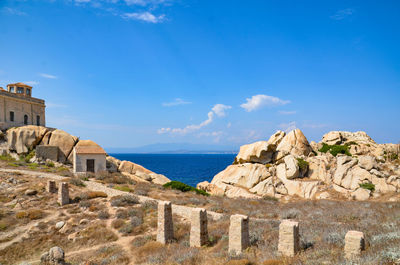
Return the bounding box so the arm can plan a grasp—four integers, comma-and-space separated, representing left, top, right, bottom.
190, 208, 208, 247
47, 180, 57, 193
229, 214, 249, 255
157, 201, 174, 244
278, 220, 300, 257
344, 230, 365, 259
58, 182, 69, 206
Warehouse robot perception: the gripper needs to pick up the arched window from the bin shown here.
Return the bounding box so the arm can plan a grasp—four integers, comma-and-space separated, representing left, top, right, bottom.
24, 115, 28, 125
36, 115, 40, 126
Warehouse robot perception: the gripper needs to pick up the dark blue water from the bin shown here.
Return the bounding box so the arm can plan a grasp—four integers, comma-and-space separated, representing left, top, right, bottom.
110, 154, 236, 187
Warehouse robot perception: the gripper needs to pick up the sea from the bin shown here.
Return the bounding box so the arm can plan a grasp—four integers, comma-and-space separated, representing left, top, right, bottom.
110, 154, 236, 187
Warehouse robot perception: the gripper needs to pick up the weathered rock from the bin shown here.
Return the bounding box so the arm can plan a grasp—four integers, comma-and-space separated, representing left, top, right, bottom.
106, 156, 120, 173
25, 189, 37, 196
351, 188, 370, 201
211, 163, 271, 190
322, 131, 375, 146
275, 129, 312, 161
119, 160, 170, 185
371, 175, 396, 193
196, 181, 225, 196
41, 129, 78, 163
358, 156, 377, 171
234, 131, 285, 164
225, 186, 260, 199
7, 125, 49, 154
284, 155, 299, 179
49, 246, 65, 263
333, 156, 357, 186
55, 221, 65, 229
307, 156, 331, 183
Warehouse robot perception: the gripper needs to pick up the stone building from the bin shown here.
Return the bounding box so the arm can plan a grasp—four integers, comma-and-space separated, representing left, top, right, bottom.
73, 140, 107, 174
0, 82, 46, 130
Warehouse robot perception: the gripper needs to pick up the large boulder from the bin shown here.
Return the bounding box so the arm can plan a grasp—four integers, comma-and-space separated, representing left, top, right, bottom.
333, 155, 358, 186
275, 129, 312, 161
307, 156, 332, 183
41, 129, 78, 163
211, 163, 272, 190
118, 160, 170, 185
106, 156, 121, 173
234, 130, 285, 164
322, 131, 375, 146
358, 156, 378, 171
7, 125, 49, 154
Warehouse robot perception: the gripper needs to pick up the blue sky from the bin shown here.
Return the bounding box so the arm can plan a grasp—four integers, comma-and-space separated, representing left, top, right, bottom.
1, 0, 399, 150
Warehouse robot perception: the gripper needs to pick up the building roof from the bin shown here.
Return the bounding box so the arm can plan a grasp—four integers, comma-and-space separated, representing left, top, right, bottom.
74, 140, 107, 155
7, 82, 33, 88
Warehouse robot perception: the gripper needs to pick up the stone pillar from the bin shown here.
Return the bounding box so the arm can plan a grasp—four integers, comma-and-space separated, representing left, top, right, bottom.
58, 182, 69, 206
157, 201, 174, 244
47, 180, 57, 193
190, 208, 208, 247
344, 231, 365, 259
278, 220, 300, 257
229, 214, 249, 255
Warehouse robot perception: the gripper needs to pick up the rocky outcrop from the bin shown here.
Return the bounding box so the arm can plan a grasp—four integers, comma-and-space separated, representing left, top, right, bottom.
200, 129, 400, 201
41, 129, 79, 163
118, 160, 170, 185
7, 125, 49, 154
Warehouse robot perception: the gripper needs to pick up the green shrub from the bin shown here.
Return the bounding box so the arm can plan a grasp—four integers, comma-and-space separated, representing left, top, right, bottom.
360, 183, 375, 192
114, 185, 133, 192
297, 158, 309, 171
24, 150, 36, 162
0, 154, 15, 162
346, 141, 358, 146
319, 143, 351, 157
46, 161, 55, 167
163, 181, 209, 196
69, 178, 86, 187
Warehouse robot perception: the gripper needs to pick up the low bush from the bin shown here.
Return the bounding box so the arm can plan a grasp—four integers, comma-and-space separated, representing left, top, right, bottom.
46, 161, 55, 167
319, 143, 351, 157
360, 183, 375, 192
98, 210, 110, 220
110, 195, 140, 207
296, 158, 309, 171
86, 191, 108, 199
0, 154, 15, 161
114, 185, 134, 192
69, 178, 86, 187
16, 209, 44, 220
163, 181, 209, 196
112, 219, 125, 229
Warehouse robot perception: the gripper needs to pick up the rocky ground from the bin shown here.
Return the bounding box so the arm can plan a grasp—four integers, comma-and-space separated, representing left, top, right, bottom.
0, 160, 400, 264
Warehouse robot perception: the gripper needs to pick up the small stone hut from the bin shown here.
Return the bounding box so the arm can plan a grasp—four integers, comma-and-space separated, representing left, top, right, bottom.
73, 140, 106, 174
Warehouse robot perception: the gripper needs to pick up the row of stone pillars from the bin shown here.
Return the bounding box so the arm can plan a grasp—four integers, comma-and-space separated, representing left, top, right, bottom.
47, 180, 69, 206
156, 201, 365, 258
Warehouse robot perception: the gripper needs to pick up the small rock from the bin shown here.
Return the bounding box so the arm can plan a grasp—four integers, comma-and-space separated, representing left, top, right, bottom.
25, 189, 37, 196
79, 219, 89, 225
352, 188, 370, 201
49, 246, 64, 261
18, 262, 32, 265
55, 221, 65, 229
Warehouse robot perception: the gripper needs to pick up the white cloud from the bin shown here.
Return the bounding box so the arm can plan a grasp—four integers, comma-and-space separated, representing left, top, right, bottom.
162, 98, 191, 107
241, 94, 290, 112
121, 12, 165, 23
197, 131, 224, 143
158, 104, 231, 135
212, 104, 231, 117
279, 121, 297, 133
24, 81, 39, 86
227, 122, 232, 128
2, 7, 26, 16
39, 73, 58, 79
278, 110, 296, 115
75, 0, 91, 3
330, 8, 354, 20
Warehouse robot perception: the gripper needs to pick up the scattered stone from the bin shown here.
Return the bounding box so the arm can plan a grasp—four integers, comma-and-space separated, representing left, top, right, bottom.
156, 201, 174, 244
41, 246, 65, 264
79, 219, 89, 225
55, 221, 65, 230
344, 231, 365, 259
229, 214, 249, 255
278, 220, 300, 257
25, 189, 37, 196
190, 208, 208, 247
352, 188, 371, 201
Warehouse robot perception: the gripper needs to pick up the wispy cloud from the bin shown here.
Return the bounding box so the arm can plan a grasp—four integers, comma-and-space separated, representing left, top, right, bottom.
240, 94, 290, 112
162, 98, 191, 107
278, 110, 296, 115
197, 131, 224, 142
39, 73, 58, 79
121, 12, 165, 23
23, 81, 39, 86
158, 104, 231, 135
330, 8, 354, 20
2, 7, 26, 16
125, 0, 166, 6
